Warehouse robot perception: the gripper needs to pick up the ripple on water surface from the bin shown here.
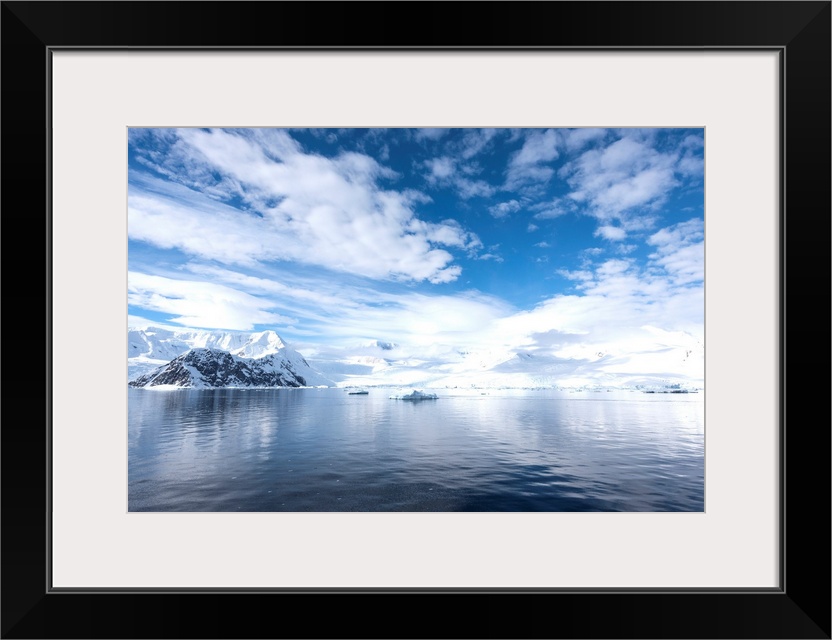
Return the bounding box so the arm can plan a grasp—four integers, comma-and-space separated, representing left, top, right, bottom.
128, 387, 704, 512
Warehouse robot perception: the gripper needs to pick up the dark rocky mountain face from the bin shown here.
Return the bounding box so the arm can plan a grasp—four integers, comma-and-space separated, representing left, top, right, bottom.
129, 348, 308, 388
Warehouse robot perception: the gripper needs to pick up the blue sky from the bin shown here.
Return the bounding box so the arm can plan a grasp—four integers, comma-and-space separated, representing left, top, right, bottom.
128, 128, 704, 358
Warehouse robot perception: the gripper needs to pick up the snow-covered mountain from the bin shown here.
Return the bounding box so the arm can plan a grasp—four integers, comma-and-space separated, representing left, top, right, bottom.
127, 327, 331, 386
129, 348, 332, 389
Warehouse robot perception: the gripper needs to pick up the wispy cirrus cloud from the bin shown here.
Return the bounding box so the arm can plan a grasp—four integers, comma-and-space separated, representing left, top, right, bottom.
414, 128, 450, 142
647, 218, 704, 285
129, 263, 515, 352
459, 128, 500, 159
530, 197, 573, 220
561, 128, 607, 152
504, 129, 560, 191
422, 155, 497, 200
127, 271, 296, 330
129, 128, 483, 284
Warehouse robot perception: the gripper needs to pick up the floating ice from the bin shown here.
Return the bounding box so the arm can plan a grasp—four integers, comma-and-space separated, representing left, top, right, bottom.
389, 389, 438, 401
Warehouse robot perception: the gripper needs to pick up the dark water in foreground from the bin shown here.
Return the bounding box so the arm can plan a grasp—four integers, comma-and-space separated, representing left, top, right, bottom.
128, 387, 704, 512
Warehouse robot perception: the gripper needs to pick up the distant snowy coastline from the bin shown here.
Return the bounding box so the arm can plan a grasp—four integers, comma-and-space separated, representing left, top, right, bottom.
128, 326, 703, 392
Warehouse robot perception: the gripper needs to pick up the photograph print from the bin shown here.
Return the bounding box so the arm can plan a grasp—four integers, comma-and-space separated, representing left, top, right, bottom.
128, 127, 705, 512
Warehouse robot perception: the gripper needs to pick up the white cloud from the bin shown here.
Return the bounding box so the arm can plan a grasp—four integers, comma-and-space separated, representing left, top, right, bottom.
415, 128, 450, 141
505, 129, 560, 190
677, 152, 705, 177
494, 251, 703, 363
488, 199, 522, 219
127, 314, 184, 331
682, 134, 705, 149
647, 218, 704, 285
511, 223, 705, 361
512, 129, 560, 166
128, 272, 296, 330
595, 258, 632, 277
409, 217, 482, 252
648, 217, 704, 249
594, 225, 627, 241
653, 243, 704, 285
558, 269, 594, 281
129, 262, 515, 351
129, 129, 480, 284
460, 128, 499, 159
306, 289, 515, 353
559, 134, 684, 225
531, 197, 572, 220
423, 155, 497, 199
424, 156, 456, 181
562, 128, 607, 152
183, 264, 364, 313
354, 295, 511, 353
534, 241, 550, 248
453, 177, 497, 199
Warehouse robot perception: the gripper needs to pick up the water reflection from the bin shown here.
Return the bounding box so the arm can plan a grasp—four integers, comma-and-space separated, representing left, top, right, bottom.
129, 388, 704, 512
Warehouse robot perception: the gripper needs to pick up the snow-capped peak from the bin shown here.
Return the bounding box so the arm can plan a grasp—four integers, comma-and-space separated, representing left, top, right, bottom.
129, 327, 288, 360
229, 330, 287, 358
127, 327, 325, 384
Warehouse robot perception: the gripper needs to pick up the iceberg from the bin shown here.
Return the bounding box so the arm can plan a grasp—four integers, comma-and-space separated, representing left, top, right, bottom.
389, 389, 438, 401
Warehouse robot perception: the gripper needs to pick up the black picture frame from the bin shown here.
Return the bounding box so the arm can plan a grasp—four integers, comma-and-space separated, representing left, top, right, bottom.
2, 2, 829, 638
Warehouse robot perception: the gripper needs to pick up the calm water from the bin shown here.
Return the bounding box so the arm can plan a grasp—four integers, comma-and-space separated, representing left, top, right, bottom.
128, 387, 704, 512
